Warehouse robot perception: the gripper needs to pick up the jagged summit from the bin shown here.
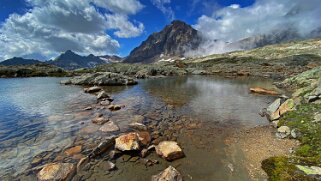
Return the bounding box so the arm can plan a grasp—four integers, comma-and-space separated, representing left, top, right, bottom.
124, 20, 201, 63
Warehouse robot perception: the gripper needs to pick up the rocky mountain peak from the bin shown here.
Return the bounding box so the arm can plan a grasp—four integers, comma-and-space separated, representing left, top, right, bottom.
124, 20, 201, 63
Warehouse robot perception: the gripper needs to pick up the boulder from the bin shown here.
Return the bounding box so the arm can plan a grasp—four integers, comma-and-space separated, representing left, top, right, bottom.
266, 98, 281, 121
60, 72, 137, 86
115, 132, 151, 151
156, 141, 184, 161
37, 163, 75, 181
279, 99, 295, 116
84, 86, 102, 93
115, 133, 140, 151
250, 87, 279, 95
276, 126, 291, 139
97, 91, 110, 100
99, 121, 120, 132
151, 166, 183, 181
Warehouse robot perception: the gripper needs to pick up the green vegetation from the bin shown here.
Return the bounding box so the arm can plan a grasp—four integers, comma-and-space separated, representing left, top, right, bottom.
0, 64, 69, 78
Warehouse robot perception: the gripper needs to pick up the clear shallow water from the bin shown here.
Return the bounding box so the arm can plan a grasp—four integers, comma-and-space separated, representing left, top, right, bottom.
0, 76, 279, 180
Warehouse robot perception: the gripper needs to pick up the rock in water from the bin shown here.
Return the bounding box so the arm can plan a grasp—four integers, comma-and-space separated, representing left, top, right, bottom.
115, 133, 140, 151
84, 86, 102, 93
99, 121, 120, 132
37, 163, 75, 181
107, 104, 122, 111
91, 117, 109, 125
115, 132, 151, 151
60, 72, 137, 86
156, 141, 184, 161
151, 166, 183, 181
97, 91, 110, 100
64, 146, 82, 156
250, 87, 279, 95
266, 98, 281, 121
129, 123, 148, 131
89, 137, 116, 158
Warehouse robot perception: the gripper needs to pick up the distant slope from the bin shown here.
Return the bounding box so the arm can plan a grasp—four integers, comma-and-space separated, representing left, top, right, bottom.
0, 57, 42, 66
124, 20, 201, 63
49, 50, 107, 70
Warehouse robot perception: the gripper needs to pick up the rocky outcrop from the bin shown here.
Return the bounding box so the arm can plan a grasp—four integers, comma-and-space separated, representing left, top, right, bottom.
155, 141, 184, 161
37, 163, 75, 181
151, 166, 183, 181
125, 20, 201, 63
61, 72, 137, 86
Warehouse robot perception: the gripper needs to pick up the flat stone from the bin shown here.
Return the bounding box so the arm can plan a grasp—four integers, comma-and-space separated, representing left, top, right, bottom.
250, 87, 279, 95
156, 141, 184, 161
37, 163, 75, 181
84, 86, 102, 93
267, 98, 281, 115
65, 146, 82, 156
83, 106, 92, 111
151, 166, 183, 181
296, 165, 321, 175
99, 121, 120, 132
279, 99, 295, 116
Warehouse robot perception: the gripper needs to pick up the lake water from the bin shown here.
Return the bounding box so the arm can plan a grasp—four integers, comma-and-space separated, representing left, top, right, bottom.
0, 76, 279, 180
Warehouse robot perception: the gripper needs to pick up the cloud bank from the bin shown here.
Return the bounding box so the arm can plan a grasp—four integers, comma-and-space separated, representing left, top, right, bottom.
0, 0, 144, 60
189, 0, 321, 57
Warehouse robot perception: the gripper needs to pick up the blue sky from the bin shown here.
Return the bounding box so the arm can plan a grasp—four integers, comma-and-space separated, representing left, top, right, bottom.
0, 0, 320, 60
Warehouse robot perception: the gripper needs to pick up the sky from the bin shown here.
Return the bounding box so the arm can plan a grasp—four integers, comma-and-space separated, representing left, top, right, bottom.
0, 0, 320, 61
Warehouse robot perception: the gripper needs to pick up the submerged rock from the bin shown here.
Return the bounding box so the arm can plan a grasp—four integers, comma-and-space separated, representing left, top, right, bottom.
129, 122, 148, 131
107, 104, 122, 111
64, 146, 82, 156
156, 141, 184, 161
91, 117, 109, 125
99, 121, 120, 132
151, 166, 183, 181
37, 163, 75, 181
266, 98, 281, 121
89, 137, 116, 158
250, 87, 279, 95
60, 72, 137, 86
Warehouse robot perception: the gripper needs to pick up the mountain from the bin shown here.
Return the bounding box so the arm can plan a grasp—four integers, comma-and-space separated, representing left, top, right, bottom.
124, 20, 201, 63
99, 55, 123, 63
0, 57, 42, 66
49, 50, 109, 70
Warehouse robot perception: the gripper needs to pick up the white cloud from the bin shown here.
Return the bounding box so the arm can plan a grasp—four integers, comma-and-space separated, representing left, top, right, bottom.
105, 14, 144, 38
151, 0, 175, 20
194, 0, 321, 42
187, 0, 321, 57
0, 0, 144, 60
